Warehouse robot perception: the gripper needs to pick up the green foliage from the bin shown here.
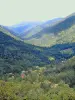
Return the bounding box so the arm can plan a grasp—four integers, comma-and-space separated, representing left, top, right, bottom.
60, 48, 74, 55
44, 56, 75, 87
2, 25, 75, 75
0, 62, 75, 100
48, 56, 55, 61
0, 56, 75, 99
0, 26, 51, 75
0, 15, 75, 99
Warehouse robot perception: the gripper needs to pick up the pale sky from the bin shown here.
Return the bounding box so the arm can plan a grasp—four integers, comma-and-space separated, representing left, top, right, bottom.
0, 0, 75, 26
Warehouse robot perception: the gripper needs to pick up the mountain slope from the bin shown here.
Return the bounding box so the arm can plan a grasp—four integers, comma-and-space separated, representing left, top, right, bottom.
6, 22, 42, 37
0, 26, 52, 74
6, 18, 62, 40
22, 18, 62, 39
1, 25, 75, 75
23, 13, 75, 47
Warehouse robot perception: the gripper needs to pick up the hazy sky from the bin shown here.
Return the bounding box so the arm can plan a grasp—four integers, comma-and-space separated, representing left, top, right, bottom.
0, 0, 75, 26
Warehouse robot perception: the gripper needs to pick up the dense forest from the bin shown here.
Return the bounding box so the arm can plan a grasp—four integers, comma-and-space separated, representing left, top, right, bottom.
0, 56, 75, 100
1, 29, 75, 75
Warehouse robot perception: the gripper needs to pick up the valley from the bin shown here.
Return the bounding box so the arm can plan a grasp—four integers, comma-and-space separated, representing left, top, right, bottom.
0, 13, 75, 100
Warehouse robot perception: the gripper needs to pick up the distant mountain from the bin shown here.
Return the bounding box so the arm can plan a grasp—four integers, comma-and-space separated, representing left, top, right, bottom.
6, 21, 42, 37
42, 18, 62, 27
21, 18, 62, 39
6, 18, 62, 39
23, 13, 75, 47
6, 14, 75, 47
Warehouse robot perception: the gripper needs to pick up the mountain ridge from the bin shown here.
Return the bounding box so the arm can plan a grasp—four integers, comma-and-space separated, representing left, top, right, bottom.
22, 13, 75, 47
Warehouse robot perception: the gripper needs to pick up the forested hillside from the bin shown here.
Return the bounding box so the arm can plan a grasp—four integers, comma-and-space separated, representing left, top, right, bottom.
0, 13, 75, 100
23, 14, 75, 47
0, 26, 51, 75
0, 0, 75, 99
0, 56, 75, 100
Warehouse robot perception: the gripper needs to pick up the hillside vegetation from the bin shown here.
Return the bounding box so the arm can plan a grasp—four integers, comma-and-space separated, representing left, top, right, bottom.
0, 56, 75, 100
23, 14, 75, 47
0, 26, 51, 75
0, 13, 75, 99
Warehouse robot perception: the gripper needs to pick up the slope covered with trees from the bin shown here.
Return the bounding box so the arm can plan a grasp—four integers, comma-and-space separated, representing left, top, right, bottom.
0, 25, 51, 75
1, 25, 75, 75
6, 18, 62, 41
0, 56, 75, 100
0, 14, 75, 99
23, 14, 75, 47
